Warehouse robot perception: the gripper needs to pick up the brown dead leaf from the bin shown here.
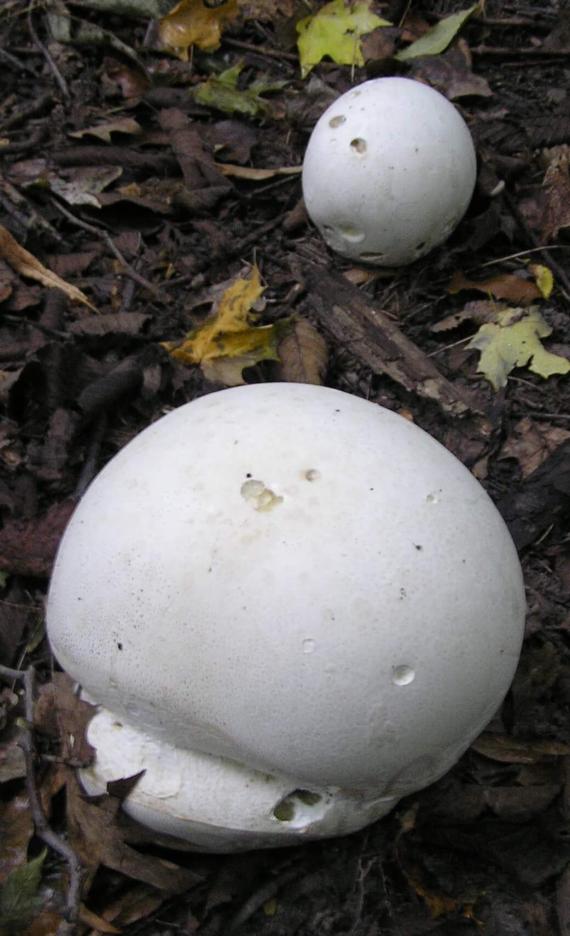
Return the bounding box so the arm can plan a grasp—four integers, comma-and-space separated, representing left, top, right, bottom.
431, 300, 501, 332
25, 910, 67, 936
0, 226, 96, 311
0, 794, 33, 885
0, 497, 77, 579
472, 734, 570, 764
449, 270, 542, 304
69, 313, 150, 337
0, 736, 26, 784
159, 109, 232, 213
65, 772, 202, 894
159, 0, 239, 59
361, 26, 398, 63
215, 162, 302, 181
35, 673, 96, 767
95, 884, 164, 929
79, 905, 121, 933
500, 417, 570, 478
277, 318, 328, 384
69, 118, 143, 143
408, 40, 492, 99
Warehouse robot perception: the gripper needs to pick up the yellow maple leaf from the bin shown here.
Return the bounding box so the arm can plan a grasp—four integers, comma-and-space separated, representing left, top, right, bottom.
163, 266, 284, 385
296, 0, 390, 78
159, 0, 238, 60
467, 306, 570, 391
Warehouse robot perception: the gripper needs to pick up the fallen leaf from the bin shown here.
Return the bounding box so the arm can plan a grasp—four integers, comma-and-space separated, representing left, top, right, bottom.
529, 263, 554, 299
79, 905, 121, 933
0, 226, 96, 312
0, 498, 77, 579
69, 117, 143, 142
467, 306, 570, 390
277, 318, 328, 384
395, 3, 479, 61
449, 269, 543, 304
47, 166, 123, 209
65, 772, 201, 893
69, 312, 150, 336
164, 266, 287, 385
408, 40, 492, 99
472, 734, 570, 764
34, 672, 96, 767
296, 0, 391, 78
215, 162, 301, 180
192, 63, 287, 118
95, 884, 164, 929
0, 796, 33, 885
159, 0, 239, 60
500, 416, 570, 478
0, 850, 46, 934
0, 738, 26, 784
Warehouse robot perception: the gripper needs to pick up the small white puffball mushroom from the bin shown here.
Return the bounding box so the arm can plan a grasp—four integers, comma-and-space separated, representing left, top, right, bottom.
47, 383, 525, 852
302, 77, 477, 266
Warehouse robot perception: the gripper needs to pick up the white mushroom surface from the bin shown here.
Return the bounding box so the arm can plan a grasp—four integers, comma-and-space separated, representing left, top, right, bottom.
302, 77, 477, 266
47, 383, 525, 851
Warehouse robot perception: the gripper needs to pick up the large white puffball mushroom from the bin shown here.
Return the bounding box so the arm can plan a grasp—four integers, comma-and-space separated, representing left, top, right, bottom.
302, 77, 477, 266
47, 384, 525, 852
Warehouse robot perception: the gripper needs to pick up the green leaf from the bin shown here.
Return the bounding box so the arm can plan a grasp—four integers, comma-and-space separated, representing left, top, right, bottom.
0, 571, 8, 589
296, 0, 391, 78
395, 4, 479, 62
192, 62, 287, 118
0, 850, 46, 933
467, 306, 570, 391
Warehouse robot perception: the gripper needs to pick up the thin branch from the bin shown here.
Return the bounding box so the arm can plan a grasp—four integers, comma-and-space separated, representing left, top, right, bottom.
27, 10, 71, 101
51, 199, 165, 301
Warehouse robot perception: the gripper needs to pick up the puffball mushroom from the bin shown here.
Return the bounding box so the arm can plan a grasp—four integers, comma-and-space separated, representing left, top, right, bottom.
47, 383, 525, 852
302, 77, 477, 266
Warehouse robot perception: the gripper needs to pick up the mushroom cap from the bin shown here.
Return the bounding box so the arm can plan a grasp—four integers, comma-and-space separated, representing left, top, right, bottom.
302, 77, 477, 266
47, 384, 525, 848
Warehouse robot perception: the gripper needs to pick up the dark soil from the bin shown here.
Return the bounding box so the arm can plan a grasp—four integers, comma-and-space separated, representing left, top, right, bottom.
1, 1, 569, 934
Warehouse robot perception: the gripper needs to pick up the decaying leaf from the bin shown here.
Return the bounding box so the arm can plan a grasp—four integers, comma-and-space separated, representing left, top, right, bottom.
164, 266, 288, 385
192, 63, 287, 118
0, 850, 46, 935
69, 117, 143, 142
500, 417, 570, 478
65, 772, 201, 893
34, 672, 96, 767
0, 795, 34, 886
529, 264, 554, 299
296, 0, 391, 78
277, 318, 328, 384
449, 269, 545, 304
467, 306, 570, 391
215, 162, 301, 181
0, 498, 77, 579
395, 3, 479, 61
0, 226, 96, 312
159, 0, 239, 60
408, 40, 492, 99
472, 734, 570, 764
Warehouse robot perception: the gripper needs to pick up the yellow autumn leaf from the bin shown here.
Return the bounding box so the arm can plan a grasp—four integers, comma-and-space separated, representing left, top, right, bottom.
159, 0, 238, 60
529, 263, 554, 299
163, 266, 284, 385
296, 0, 390, 78
467, 306, 570, 391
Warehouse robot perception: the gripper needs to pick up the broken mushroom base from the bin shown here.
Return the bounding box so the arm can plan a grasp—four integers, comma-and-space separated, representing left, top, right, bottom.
80, 707, 414, 852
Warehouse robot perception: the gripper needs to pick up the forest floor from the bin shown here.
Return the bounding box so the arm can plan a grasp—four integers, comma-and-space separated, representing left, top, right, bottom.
0, 1, 569, 934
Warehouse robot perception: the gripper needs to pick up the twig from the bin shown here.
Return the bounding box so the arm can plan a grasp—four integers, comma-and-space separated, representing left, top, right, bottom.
0, 47, 38, 75
0, 92, 52, 132
0, 665, 83, 926
27, 10, 70, 101
225, 866, 302, 933
51, 199, 165, 300
223, 37, 298, 64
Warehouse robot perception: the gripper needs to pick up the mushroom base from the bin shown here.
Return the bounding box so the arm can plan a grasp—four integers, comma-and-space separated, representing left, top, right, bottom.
79, 708, 400, 852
